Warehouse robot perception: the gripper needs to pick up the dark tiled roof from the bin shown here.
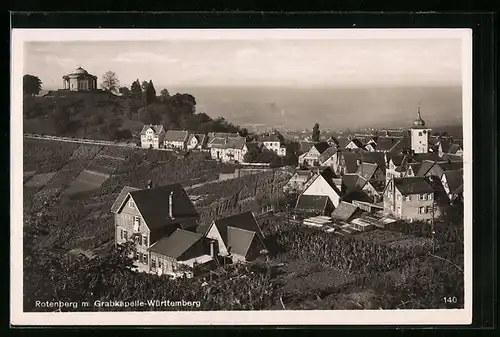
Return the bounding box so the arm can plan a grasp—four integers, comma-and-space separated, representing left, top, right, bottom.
331, 201, 359, 221
213, 211, 266, 257
438, 161, 463, 172
295, 194, 329, 211
394, 177, 434, 195
259, 134, 280, 142
443, 169, 463, 194
313, 142, 331, 154
165, 130, 189, 142
318, 146, 337, 164
356, 162, 378, 181
360, 152, 386, 172
300, 142, 315, 153
128, 184, 198, 230
148, 229, 204, 258
349, 138, 365, 148
111, 186, 140, 213
341, 152, 362, 173
386, 153, 405, 167
326, 137, 339, 146
448, 144, 462, 154
140, 124, 165, 135
441, 153, 463, 162
210, 137, 246, 150
336, 138, 350, 149
439, 139, 452, 153
244, 142, 261, 151
341, 174, 360, 193
376, 137, 401, 152
412, 153, 442, 162
415, 160, 437, 177
389, 137, 411, 153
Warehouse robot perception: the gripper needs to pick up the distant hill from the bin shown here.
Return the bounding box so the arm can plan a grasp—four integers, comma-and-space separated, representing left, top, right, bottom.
169, 85, 463, 131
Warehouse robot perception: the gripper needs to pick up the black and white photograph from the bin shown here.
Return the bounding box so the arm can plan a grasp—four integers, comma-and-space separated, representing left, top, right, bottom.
11, 28, 472, 325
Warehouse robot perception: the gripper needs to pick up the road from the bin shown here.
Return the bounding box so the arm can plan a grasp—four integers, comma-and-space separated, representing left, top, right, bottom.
23, 133, 139, 148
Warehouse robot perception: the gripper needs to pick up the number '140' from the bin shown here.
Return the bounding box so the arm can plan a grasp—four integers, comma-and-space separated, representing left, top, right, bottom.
443, 297, 458, 303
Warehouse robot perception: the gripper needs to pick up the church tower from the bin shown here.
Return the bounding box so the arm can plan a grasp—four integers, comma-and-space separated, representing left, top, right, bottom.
410, 106, 431, 153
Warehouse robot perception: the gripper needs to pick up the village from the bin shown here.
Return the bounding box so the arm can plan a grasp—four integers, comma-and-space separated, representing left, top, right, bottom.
110, 107, 464, 279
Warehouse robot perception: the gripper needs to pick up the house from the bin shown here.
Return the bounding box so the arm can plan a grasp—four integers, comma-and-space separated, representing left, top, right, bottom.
260, 134, 287, 157
283, 169, 317, 193
341, 174, 384, 204
111, 182, 199, 271
326, 136, 339, 147
298, 142, 331, 167
364, 143, 376, 152
205, 211, 267, 263
345, 138, 365, 150
318, 147, 338, 167
441, 169, 463, 202
210, 137, 247, 163
148, 229, 213, 277
356, 162, 385, 183
383, 177, 439, 221
186, 133, 208, 150
294, 195, 334, 217
164, 130, 189, 150
140, 124, 166, 149
302, 169, 343, 208
299, 142, 315, 154
206, 132, 241, 148
419, 160, 463, 179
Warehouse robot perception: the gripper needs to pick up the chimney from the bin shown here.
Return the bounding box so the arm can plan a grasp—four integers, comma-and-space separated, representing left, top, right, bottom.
147, 180, 153, 189
209, 240, 218, 258
169, 191, 174, 219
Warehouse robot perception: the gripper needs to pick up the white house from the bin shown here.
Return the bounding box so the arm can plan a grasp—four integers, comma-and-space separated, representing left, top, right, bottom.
441, 169, 463, 202
301, 171, 343, 208
164, 130, 189, 150
140, 125, 166, 149
186, 133, 207, 150
260, 134, 287, 157
210, 137, 247, 163
298, 142, 330, 167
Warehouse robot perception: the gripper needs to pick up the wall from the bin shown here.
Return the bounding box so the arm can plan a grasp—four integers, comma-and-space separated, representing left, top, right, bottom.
410, 128, 430, 154
115, 196, 150, 267
302, 175, 341, 207
205, 224, 228, 256
399, 191, 436, 221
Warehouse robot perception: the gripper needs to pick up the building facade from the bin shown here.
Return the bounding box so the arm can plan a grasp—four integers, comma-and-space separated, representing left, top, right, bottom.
62, 66, 98, 91
410, 107, 431, 154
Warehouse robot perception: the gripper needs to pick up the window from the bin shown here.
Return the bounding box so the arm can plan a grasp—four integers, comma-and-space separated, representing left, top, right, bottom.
397, 194, 401, 201
420, 194, 426, 200
129, 200, 135, 209
143, 235, 148, 246
428, 193, 433, 200
123, 230, 128, 240
418, 132, 422, 136
151, 259, 156, 269
133, 216, 140, 231
419, 206, 427, 214
142, 253, 148, 264
158, 260, 162, 268
405, 195, 411, 201
120, 229, 123, 240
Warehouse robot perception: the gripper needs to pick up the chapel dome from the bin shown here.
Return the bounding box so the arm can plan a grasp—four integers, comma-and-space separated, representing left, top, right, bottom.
72, 67, 89, 75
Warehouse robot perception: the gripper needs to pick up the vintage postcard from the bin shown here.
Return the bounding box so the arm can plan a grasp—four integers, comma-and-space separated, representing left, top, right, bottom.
11, 28, 472, 326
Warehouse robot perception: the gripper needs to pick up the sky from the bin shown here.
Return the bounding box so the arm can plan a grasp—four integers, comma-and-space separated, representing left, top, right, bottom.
24, 38, 462, 90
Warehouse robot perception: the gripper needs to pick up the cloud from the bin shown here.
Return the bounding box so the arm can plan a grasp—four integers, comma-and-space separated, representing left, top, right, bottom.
113, 51, 179, 64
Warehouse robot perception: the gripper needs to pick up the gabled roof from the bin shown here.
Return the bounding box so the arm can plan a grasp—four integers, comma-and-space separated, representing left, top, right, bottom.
412, 152, 442, 162
394, 177, 434, 195
442, 169, 463, 194
187, 133, 207, 145
356, 162, 379, 181
326, 136, 339, 146
348, 138, 364, 148
140, 124, 165, 135
341, 173, 360, 193
212, 211, 266, 257
438, 161, 463, 172
295, 194, 330, 212
360, 152, 386, 172
115, 184, 198, 230
389, 136, 411, 153
165, 130, 189, 142
260, 134, 280, 142
318, 146, 337, 164
148, 229, 204, 258
210, 137, 246, 150
376, 137, 402, 152
441, 153, 463, 162
448, 144, 462, 154
313, 142, 330, 154
341, 152, 362, 173
110, 186, 140, 213
415, 160, 438, 177
439, 139, 452, 153
244, 142, 261, 151
336, 138, 350, 149
386, 153, 405, 167
300, 142, 315, 153
331, 201, 359, 221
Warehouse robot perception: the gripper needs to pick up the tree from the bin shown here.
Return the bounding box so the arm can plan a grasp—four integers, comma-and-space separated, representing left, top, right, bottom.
146, 80, 156, 104
101, 71, 120, 93
119, 87, 130, 97
243, 146, 261, 163
130, 79, 142, 98
171, 93, 196, 116
23, 74, 43, 97
312, 123, 320, 142
160, 88, 170, 102
239, 128, 249, 138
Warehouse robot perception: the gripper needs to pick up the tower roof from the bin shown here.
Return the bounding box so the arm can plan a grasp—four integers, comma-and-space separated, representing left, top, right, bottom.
73, 66, 88, 75
412, 106, 426, 128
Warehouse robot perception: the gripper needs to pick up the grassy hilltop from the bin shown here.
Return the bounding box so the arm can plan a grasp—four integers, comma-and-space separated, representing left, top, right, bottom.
23, 89, 246, 141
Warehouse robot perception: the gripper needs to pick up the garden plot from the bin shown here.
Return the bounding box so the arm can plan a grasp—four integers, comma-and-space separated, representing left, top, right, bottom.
354, 229, 433, 253
24, 172, 57, 188
64, 169, 110, 195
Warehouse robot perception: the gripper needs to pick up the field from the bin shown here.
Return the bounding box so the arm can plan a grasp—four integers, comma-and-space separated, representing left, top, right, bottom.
22, 138, 234, 253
